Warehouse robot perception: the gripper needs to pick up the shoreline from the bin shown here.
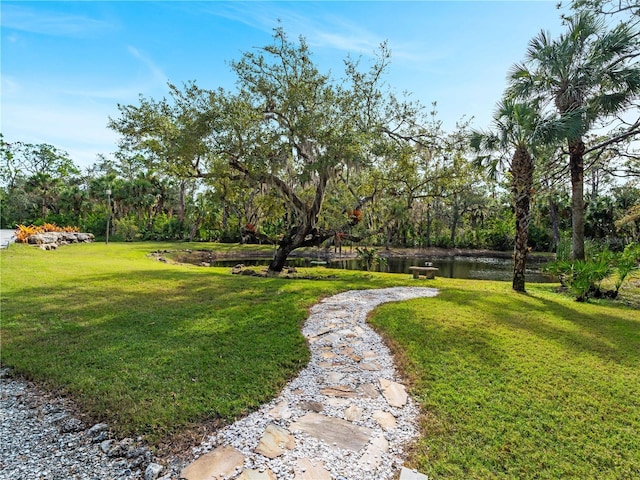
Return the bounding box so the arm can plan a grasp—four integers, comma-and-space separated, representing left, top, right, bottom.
168, 245, 554, 262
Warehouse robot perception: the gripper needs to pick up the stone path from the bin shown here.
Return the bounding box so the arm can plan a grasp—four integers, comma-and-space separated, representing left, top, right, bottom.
180, 287, 437, 480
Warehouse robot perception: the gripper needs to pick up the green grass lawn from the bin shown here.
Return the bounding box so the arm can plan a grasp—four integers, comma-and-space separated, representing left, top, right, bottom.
0, 242, 408, 445
370, 278, 640, 479
2, 242, 638, 478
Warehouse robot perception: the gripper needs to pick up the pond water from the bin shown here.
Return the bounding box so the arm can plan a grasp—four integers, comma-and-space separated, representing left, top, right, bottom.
205, 254, 555, 283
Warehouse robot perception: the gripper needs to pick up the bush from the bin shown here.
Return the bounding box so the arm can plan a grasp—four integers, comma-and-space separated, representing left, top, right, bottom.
528, 223, 553, 252
14, 223, 79, 243
144, 214, 188, 241
614, 243, 640, 295
81, 212, 108, 237
113, 216, 141, 242
545, 243, 639, 301
434, 235, 453, 249
356, 247, 387, 272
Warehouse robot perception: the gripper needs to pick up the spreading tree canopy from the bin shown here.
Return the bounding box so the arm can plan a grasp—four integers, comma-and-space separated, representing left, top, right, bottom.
110, 28, 428, 273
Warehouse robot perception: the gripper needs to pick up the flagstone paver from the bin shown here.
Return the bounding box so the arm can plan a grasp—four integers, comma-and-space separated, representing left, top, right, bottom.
344, 404, 364, 422
180, 445, 244, 480
182, 287, 438, 480
318, 385, 357, 398
380, 378, 409, 407
237, 468, 277, 480
373, 410, 397, 430
254, 424, 295, 459
360, 435, 390, 471
293, 458, 331, 480
267, 401, 292, 420
289, 412, 373, 451
399, 466, 430, 480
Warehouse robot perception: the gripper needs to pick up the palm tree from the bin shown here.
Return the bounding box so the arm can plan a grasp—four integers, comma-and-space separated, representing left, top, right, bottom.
26, 172, 60, 221
471, 99, 561, 292
509, 11, 640, 260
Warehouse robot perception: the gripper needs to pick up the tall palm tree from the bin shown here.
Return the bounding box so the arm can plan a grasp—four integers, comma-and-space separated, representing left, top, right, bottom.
471, 99, 564, 292
509, 11, 640, 260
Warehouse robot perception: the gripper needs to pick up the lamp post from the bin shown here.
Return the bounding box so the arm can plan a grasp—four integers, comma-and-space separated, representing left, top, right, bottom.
106, 189, 111, 244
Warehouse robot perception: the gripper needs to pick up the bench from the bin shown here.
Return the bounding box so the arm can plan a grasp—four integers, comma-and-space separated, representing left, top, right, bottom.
409, 266, 439, 279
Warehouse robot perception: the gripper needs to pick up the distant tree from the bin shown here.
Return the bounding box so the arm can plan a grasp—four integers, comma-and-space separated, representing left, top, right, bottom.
0, 138, 80, 223
108, 81, 212, 228
378, 112, 482, 248
566, 0, 640, 18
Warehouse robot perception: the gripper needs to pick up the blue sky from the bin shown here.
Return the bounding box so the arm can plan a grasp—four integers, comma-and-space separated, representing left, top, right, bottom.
1, 1, 566, 169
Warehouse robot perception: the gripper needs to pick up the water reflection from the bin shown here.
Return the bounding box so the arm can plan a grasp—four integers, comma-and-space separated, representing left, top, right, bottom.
205, 254, 555, 283
328, 256, 554, 283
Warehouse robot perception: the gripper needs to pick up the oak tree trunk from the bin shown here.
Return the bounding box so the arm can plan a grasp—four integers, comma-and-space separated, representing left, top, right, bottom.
268, 238, 296, 273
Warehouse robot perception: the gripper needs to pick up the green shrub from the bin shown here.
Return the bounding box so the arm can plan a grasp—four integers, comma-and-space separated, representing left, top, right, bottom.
81, 212, 108, 237
545, 243, 638, 301
113, 216, 141, 242
528, 223, 553, 251
356, 247, 387, 272
570, 254, 612, 302
615, 243, 640, 295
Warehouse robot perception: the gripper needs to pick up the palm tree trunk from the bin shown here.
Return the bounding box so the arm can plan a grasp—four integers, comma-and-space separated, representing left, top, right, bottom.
548, 196, 561, 252
178, 179, 186, 223
569, 138, 586, 260
450, 195, 459, 247
512, 147, 533, 293
426, 204, 432, 248
41, 196, 47, 222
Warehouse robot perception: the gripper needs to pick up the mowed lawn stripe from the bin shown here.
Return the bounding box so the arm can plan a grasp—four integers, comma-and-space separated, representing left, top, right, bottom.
369, 279, 640, 479
0, 242, 409, 441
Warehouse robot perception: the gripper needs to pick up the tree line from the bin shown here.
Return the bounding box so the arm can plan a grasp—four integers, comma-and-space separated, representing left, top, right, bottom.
1, 0, 639, 290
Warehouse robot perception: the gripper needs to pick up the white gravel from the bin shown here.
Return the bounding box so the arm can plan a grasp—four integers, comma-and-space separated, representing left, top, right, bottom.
0, 370, 145, 479
187, 286, 438, 479
1, 286, 438, 480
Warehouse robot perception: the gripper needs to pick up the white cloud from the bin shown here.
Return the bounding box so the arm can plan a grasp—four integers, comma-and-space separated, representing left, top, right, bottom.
0, 74, 21, 97
2, 98, 119, 168
1, 42, 170, 169
311, 30, 380, 54
56, 46, 168, 101
127, 46, 168, 86
199, 2, 272, 32
1, 4, 114, 37
199, 2, 446, 73
200, 2, 380, 54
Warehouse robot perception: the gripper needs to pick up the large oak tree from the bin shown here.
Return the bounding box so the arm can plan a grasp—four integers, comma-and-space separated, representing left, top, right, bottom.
111, 28, 426, 273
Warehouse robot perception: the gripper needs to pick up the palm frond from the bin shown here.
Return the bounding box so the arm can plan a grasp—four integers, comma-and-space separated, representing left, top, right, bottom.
527, 30, 555, 62
592, 92, 636, 116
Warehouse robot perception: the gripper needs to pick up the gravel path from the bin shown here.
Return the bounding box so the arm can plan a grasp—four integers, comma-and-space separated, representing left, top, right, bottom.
1, 286, 437, 480
0, 369, 150, 479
